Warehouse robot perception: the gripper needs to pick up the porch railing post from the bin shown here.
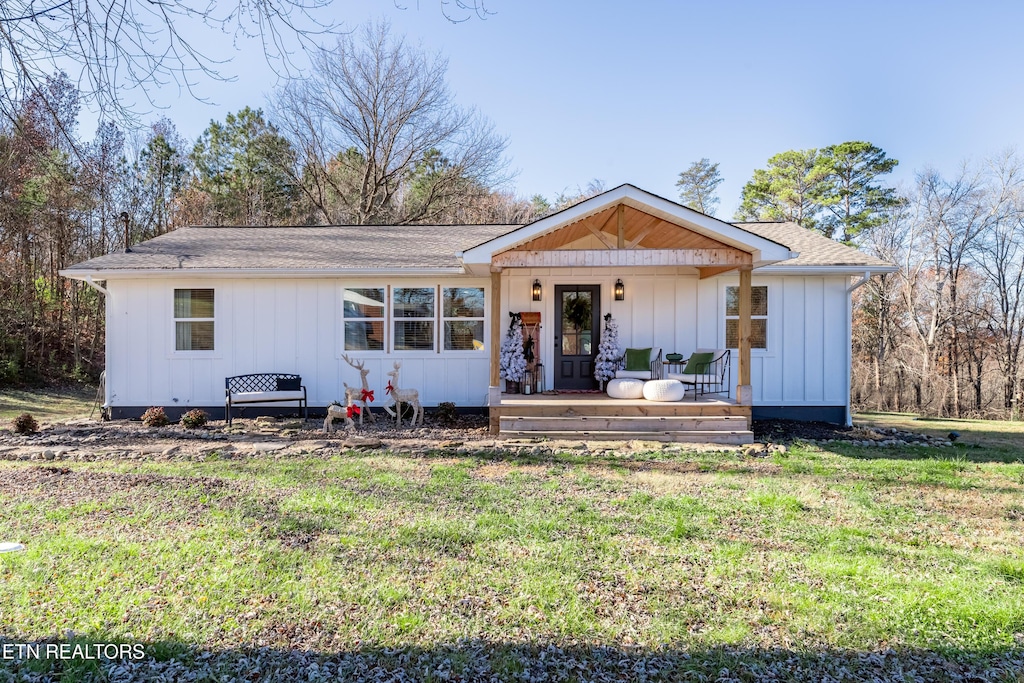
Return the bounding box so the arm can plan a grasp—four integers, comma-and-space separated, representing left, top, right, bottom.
737, 266, 753, 406
489, 267, 502, 434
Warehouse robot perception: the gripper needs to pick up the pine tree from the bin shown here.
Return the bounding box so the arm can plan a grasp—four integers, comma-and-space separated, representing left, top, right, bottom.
499, 313, 527, 386
594, 313, 621, 389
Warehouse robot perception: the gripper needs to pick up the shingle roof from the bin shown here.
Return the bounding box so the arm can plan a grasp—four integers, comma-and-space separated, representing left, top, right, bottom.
735, 222, 894, 269
64, 224, 519, 272
63, 219, 892, 274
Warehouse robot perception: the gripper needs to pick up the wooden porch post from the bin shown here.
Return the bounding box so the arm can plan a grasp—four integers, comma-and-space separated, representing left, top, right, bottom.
737, 266, 753, 406
489, 267, 502, 434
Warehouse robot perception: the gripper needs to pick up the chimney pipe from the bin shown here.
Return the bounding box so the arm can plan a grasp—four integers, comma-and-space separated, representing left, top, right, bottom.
120, 212, 131, 253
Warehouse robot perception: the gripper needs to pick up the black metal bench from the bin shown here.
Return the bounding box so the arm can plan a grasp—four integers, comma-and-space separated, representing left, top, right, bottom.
225, 373, 307, 425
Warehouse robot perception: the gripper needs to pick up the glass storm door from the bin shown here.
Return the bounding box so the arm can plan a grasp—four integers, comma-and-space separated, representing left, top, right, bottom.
553, 285, 600, 390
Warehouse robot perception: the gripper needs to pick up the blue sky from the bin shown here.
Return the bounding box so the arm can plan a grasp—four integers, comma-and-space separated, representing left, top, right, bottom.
135, 1, 1024, 217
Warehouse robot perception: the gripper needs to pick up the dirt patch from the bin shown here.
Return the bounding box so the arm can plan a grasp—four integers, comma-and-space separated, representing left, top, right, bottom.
753, 419, 853, 442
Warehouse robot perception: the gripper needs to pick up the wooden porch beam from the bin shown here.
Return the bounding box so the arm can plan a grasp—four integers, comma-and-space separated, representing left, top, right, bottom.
737, 266, 753, 407
698, 266, 739, 279
585, 222, 617, 250
616, 204, 625, 249
626, 224, 655, 249
489, 268, 502, 433
492, 248, 752, 269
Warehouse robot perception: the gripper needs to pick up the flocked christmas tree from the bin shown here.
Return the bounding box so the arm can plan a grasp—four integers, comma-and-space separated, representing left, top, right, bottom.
499, 312, 527, 388
594, 313, 621, 390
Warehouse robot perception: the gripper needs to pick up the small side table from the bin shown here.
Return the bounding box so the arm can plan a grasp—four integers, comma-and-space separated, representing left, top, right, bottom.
663, 360, 688, 375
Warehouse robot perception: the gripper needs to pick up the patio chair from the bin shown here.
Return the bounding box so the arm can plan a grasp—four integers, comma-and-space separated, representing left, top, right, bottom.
614, 347, 663, 381
666, 349, 730, 399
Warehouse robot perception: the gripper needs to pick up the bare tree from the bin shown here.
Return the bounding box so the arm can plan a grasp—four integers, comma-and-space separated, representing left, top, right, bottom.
0, 1, 345, 128
976, 150, 1024, 415
271, 21, 509, 225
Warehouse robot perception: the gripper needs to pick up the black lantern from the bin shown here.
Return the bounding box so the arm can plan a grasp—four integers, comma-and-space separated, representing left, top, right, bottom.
532, 279, 542, 301
614, 278, 625, 301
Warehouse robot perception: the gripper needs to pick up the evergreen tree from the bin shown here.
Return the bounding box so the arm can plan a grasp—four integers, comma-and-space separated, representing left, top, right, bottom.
817, 141, 901, 243
676, 158, 723, 215
499, 312, 527, 385
594, 313, 621, 389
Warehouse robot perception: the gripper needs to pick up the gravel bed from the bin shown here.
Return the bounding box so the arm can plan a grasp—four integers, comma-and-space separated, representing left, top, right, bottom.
1, 641, 1021, 682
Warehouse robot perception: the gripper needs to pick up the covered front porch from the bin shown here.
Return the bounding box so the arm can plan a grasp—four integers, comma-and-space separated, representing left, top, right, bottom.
458, 185, 794, 442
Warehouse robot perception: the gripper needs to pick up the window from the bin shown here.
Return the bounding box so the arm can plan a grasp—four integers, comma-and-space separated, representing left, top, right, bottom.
443, 287, 485, 351
393, 287, 435, 351
725, 285, 768, 349
174, 289, 214, 351
343, 288, 385, 350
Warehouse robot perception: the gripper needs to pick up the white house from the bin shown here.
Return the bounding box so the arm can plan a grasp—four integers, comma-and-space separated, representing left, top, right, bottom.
61, 184, 895, 439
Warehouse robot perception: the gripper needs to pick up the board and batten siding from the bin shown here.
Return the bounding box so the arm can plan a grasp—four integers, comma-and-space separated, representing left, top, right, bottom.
104, 270, 851, 413
104, 277, 492, 413
505, 268, 850, 406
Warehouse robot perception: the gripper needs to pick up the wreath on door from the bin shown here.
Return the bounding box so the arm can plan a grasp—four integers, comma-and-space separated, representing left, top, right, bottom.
563, 294, 592, 331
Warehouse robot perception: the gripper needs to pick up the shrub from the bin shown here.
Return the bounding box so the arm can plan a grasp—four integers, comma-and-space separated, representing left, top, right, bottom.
180, 409, 209, 429
436, 401, 458, 425
12, 412, 39, 435
141, 406, 169, 427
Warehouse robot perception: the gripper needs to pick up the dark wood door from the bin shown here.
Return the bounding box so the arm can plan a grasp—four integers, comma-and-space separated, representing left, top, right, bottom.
554, 285, 600, 390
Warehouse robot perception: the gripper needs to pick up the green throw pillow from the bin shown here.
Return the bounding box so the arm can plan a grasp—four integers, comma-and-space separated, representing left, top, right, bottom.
681, 352, 715, 375
624, 347, 652, 372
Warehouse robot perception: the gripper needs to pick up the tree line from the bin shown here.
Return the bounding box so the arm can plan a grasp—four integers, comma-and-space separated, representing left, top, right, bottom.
0, 23, 537, 385
675, 147, 1024, 419
2, 15, 1021, 419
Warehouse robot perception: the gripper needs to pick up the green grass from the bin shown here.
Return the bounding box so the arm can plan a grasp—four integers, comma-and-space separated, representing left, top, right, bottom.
0, 385, 96, 423
2, 441, 1022, 664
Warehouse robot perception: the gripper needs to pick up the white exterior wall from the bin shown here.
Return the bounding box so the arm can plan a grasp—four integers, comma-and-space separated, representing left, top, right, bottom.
105, 276, 492, 410
104, 270, 850, 410
505, 267, 850, 407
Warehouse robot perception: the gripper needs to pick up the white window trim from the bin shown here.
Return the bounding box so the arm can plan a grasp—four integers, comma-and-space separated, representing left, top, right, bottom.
337, 281, 490, 357
391, 285, 437, 353
171, 288, 217, 356
441, 285, 487, 354
342, 286, 387, 353
724, 284, 769, 352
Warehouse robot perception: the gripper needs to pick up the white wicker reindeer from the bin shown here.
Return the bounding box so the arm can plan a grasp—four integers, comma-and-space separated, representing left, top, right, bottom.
341, 353, 376, 425
383, 361, 422, 427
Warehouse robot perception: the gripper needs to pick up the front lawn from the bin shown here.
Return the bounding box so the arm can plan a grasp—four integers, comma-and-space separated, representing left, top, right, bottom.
1, 433, 1022, 680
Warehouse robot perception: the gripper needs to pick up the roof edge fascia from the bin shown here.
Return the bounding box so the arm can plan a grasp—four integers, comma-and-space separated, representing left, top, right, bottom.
753, 264, 899, 275
461, 184, 792, 263
60, 267, 470, 280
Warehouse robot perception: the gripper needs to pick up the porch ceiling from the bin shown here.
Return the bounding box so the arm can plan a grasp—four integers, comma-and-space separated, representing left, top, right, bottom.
512, 204, 735, 252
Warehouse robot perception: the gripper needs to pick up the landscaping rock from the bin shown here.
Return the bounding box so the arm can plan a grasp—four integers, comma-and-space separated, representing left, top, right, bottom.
250, 442, 287, 453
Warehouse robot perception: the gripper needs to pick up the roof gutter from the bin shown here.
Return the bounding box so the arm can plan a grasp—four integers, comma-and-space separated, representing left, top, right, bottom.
847, 270, 872, 293
83, 275, 108, 296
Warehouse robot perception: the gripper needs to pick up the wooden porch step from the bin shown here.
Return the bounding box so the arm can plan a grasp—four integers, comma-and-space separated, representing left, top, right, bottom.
499, 402, 750, 418
500, 415, 748, 432
499, 429, 754, 445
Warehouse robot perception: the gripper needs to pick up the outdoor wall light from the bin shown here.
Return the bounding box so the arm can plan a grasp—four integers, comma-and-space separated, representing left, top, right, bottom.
614, 279, 625, 301
532, 279, 542, 301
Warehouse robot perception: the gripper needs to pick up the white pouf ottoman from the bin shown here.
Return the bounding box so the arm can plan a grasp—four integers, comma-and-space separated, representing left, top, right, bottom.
607, 378, 645, 399
642, 379, 686, 402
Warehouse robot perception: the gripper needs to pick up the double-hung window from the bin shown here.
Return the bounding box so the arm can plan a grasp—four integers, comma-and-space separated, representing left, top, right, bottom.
393, 287, 435, 351
343, 288, 385, 351
174, 289, 215, 351
442, 287, 485, 351
725, 285, 768, 350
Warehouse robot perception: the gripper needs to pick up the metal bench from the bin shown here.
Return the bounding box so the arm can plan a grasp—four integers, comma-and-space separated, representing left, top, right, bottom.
225, 373, 307, 425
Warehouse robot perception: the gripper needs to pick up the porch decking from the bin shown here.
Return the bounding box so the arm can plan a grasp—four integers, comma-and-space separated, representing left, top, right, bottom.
497, 393, 753, 444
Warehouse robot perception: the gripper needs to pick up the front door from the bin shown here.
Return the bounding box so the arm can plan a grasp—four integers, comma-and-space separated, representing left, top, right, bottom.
554, 285, 600, 390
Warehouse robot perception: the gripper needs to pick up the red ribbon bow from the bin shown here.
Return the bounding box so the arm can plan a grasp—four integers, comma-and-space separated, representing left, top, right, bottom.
346, 405, 361, 418
385, 381, 394, 395
360, 388, 375, 403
